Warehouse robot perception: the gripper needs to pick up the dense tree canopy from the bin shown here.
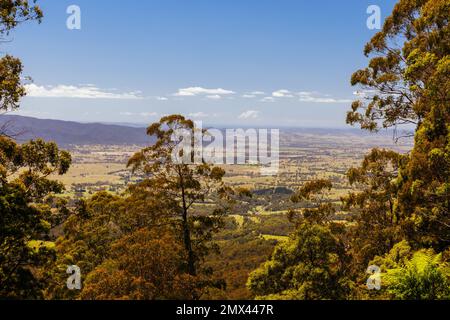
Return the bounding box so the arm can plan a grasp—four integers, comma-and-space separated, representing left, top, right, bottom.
0, 1, 42, 116
370, 241, 450, 299
0, 138, 71, 298
247, 221, 352, 300
348, 0, 449, 250
0, 0, 73, 299
81, 228, 202, 300
250, 0, 449, 300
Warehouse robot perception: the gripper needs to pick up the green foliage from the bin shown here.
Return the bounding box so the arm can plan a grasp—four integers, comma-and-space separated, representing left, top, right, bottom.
127, 115, 231, 277
342, 149, 404, 268
0, 137, 71, 298
0, 0, 42, 36
1, 0, 448, 301
44, 115, 237, 300
348, 0, 449, 132
44, 192, 124, 299
385, 251, 450, 300
247, 221, 352, 300
289, 179, 335, 224
249, 0, 449, 301
0, 55, 26, 113
81, 228, 203, 300
0, 0, 73, 299
0, 1, 42, 115
348, 0, 449, 249
371, 242, 450, 299
203, 215, 286, 300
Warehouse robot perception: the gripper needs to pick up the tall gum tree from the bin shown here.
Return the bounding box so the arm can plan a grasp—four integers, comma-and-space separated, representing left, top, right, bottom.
348, 0, 449, 249
0, 1, 72, 298
127, 115, 231, 278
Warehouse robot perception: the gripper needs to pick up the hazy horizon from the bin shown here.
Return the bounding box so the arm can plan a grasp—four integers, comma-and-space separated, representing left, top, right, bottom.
3, 113, 418, 134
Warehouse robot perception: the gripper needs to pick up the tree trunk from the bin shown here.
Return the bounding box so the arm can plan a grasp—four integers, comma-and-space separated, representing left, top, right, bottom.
182, 208, 196, 276
179, 166, 196, 276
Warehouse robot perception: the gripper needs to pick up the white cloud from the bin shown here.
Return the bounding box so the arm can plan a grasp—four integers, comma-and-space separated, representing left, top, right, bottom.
242, 91, 265, 98
156, 96, 168, 101
25, 84, 144, 100
297, 91, 352, 103
297, 91, 315, 96
238, 110, 259, 119
206, 94, 222, 100
261, 97, 275, 102
174, 86, 235, 97
272, 89, 294, 98
188, 112, 209, 118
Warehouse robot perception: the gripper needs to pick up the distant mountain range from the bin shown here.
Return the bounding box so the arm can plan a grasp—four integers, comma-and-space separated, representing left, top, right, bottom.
0, 115, 153, 146
0, 115, 412, 148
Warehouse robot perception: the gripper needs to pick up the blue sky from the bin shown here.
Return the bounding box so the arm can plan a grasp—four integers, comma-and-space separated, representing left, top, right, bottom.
5, 0, 397, 127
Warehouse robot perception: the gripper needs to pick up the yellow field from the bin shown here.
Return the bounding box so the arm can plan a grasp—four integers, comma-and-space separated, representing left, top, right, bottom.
52, 163, 127, 186
261, 234, 289, 242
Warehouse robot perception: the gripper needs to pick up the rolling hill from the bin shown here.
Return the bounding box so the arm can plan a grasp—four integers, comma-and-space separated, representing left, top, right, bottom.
0, 115, 412, 149
0, 115, 152, 146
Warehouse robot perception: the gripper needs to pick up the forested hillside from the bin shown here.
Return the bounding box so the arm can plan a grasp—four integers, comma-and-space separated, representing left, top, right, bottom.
0, 0, 448, 301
